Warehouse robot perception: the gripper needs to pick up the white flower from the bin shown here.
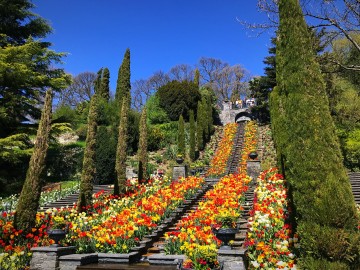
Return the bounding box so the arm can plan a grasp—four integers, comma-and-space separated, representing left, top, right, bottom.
251, 261, 260, 268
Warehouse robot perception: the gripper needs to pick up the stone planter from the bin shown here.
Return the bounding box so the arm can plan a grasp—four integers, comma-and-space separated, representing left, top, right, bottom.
176, 157, 184, 164
48, 229, 67, 247
214, 228, 238, 250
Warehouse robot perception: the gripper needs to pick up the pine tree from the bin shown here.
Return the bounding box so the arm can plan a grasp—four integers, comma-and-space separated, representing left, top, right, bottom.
14, 89, 53, 232
177, 115, 185, 157
271, 0, 360, 267
77, 93, 98, 212
196, 101, 204, 151
137, 107, 148, 183
115, 48, 131, 107
100, 68, 110, 101
189, 110, 196, 161
115, 98, 129, 195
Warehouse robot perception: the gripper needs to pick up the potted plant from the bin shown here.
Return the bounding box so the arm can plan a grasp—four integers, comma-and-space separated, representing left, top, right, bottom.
176, 154, 184, 164
212, 211, 239, 250
48, 215, 68, 247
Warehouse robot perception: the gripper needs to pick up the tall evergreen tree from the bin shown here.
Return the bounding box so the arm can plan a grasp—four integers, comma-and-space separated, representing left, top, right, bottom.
115, 98, 129, 195
14, 89, 53, 232
100, 67, 110, 101
94, 68, 103, 94
271, 0, 360, 268
194, 68, 200, 87
77, 93, 98, 212
137, 107, 148, 183
115, 48, 131, 107
177, 115, 185, 157
196, 101, 204, 151
202, 96, 210, 142
189, 110, 196, 161
250, 37, 276, 123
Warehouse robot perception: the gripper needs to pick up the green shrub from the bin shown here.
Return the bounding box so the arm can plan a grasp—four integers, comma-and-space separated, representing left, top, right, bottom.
95, 126, 116, 184
157, 80, 201, 121
148, 125, 165, 151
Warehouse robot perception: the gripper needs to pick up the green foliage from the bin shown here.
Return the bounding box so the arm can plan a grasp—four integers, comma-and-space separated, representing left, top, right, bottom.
115, 98, 129, 195
95, 126, 116, 184
146, 95, 170, 125
0, 133, 32, 163
0, 0, 51, 46
46, 142, 83, 182
138, 107, 148, 182
78, 93, 98, 212
157, 80, 201, 121
115, 48, 131, 107
147, 125, 165, 151
270, 0, 360, 266
177, 115, 185, 157
15, 89, 53, 232
196, 101, 204, 151
194, 68, 200, 87
344, 129, 360, 171
189, 110, 196, 161
127, 109, 140, 155
100, 67, 110, 101
52, 105, 79, 128
0, 38, 71, 137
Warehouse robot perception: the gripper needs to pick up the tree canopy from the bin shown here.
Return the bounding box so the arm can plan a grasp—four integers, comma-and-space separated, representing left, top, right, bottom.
156, 80, 201, 121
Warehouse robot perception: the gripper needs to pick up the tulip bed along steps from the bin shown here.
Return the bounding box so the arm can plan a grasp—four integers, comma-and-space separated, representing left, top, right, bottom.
40, 185, 113, 211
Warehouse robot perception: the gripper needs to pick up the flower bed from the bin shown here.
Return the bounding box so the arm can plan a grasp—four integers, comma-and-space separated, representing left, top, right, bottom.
238, 121, 258, 173
164, 173, 251, 270
206, 123, 237, 176
245, 168, 297, 269
0, 176, 204, 269
65, 176, 205, 253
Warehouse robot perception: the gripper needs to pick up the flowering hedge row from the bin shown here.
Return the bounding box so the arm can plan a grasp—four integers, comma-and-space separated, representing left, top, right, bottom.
238, 121, 258, 173
206, 123, 237, 176
246, 168, 297, 270
164, 173, 251, 270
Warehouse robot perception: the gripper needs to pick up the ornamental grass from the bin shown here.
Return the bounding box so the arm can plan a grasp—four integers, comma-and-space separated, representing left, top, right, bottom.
245, 168, 297, 270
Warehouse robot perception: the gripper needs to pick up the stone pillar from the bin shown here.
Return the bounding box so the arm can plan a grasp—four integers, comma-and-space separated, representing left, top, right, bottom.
30, 246, 76, 270
247, 160, 261, 181
172, 165, 187, 180
217, 248, 247, 270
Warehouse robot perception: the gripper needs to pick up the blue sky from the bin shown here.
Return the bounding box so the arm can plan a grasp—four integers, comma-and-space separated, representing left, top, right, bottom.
32, 1, 275, 91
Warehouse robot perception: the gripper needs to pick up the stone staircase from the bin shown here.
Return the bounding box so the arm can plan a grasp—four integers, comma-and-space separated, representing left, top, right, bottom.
226, 122, 245, 175
40, 185, 113, 211
142, 181, 216, 258
349, 172, 360, 205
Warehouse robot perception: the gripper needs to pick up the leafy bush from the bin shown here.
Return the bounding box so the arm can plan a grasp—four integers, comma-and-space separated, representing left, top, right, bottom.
95, 126, 116, 184
45, 143, 84, 182
157, 80, 201, 121
146, 95, 170, 125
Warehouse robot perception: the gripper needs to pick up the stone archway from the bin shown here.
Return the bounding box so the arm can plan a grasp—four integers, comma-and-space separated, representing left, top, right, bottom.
234, 111, 252, 123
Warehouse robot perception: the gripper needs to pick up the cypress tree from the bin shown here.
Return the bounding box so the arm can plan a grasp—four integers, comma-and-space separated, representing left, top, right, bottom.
14, 89, 53, 232
100, 67, 110, 101
115, 48, 131, 107
94, 68, 103, 95
177, 115, 185, 157
194, 68, 200, 87
189, 110, 196, 161
138, 107, 148, 183
202, 96, 210, 142
115, 98, 129, 195
272, 0, 360, 268
196, 101, 204, 151
77, 93, 98, 212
